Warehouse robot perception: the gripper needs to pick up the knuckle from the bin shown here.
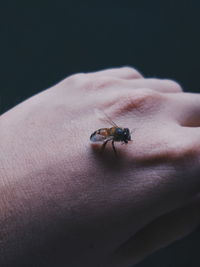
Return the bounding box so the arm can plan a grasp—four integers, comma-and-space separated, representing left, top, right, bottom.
66, 72, 86, 83
51, 72, 87, 91
163, 79, 183, 92
56, 73, 87, 88
122, 66, 143, 78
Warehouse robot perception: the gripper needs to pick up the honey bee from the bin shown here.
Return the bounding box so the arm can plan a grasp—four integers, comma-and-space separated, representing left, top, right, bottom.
90, 110, 132, 156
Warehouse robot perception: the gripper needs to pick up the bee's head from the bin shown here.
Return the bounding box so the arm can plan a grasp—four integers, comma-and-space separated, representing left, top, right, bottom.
123, 128, 131, 143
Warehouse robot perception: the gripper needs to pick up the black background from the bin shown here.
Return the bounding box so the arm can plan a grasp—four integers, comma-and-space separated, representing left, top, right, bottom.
1, 1, 200, 266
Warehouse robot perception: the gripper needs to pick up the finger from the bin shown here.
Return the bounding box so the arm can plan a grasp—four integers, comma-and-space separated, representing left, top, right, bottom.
166, 92, 200, 127
87, 66, 143, 79
89, 77, 183, 94
110, 195, 200, 267
111, 78, 182, 93
128, 78, 183, 93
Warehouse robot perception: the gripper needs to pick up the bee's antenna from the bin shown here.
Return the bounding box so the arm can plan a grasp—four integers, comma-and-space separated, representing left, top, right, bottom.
94, 108, 118, 127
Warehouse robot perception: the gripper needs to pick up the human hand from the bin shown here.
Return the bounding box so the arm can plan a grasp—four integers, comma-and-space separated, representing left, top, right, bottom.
0, 67, 200, 266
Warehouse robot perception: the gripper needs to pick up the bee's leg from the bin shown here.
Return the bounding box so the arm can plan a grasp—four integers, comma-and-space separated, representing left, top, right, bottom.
112, 140, 118, 157
101, 139, 109, 153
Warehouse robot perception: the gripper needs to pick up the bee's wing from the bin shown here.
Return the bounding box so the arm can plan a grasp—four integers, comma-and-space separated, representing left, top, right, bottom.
94, 108, 118, 127
90, 132, 110, 142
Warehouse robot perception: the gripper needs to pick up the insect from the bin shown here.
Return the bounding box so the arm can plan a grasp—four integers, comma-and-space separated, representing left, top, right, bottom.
90, 110, 132, 156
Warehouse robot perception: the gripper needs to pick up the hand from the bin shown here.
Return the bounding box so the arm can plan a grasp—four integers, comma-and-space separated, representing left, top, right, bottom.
0, 67, 200, 267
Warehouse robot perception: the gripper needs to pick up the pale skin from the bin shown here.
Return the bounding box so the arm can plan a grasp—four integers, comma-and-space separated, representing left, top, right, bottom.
0, 67, 200, 267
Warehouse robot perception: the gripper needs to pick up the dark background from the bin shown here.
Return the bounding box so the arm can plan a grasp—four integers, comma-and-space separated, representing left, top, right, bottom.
1, 1, 200, 266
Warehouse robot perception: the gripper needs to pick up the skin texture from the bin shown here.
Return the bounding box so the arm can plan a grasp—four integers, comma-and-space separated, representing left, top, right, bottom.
0, 66, 200, 267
